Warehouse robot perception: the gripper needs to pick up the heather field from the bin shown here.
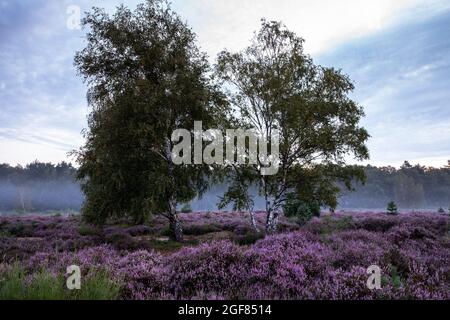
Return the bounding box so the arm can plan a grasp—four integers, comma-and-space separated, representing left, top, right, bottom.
0, 211, 449, 300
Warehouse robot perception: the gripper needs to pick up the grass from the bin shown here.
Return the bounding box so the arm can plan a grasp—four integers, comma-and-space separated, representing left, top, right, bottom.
0, 264, 121, 300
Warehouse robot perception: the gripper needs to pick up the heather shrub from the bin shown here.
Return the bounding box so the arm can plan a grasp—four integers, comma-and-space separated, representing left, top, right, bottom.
304, 215, 355, 234
0, 237, 51, 263
310, 266, 374, 300
115, 250, 165, 299
387, 265, 404, 290
164, 241, 247, 299
287, 215, 311, 228
5, 222, 34, 237
328, 230, 388, 270
2, 212, 450, 300
244, 233, 331, 299
183, 224, 221, 236
148, 239, 189, 254
354, 216, 397, 232
386, 225, 437, 244
333, 216, 357, 231
402, 262, 450, 299
125, 225, 152, 236
26, 245, 121, 275
104, 230, 138, 250
78, 224, 101, 237
233, 232, 264, 246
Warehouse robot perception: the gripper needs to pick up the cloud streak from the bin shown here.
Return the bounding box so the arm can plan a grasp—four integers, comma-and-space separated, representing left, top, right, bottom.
0, 0, 449, 167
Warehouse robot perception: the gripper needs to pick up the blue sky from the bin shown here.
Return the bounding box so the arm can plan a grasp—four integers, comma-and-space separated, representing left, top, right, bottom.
0, 0, 449, 167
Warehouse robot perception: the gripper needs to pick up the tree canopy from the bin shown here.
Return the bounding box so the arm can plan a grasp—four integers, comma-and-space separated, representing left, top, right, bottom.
73, 0, 225, 240
215, 20, 370, 232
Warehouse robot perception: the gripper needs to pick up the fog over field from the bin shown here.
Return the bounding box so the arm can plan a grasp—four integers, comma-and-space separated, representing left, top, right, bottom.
0, 181, 83, 213
1, 162, 448, 213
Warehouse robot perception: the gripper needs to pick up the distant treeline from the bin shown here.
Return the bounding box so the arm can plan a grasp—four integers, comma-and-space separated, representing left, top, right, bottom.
340, 161, 450, 209
0, 161, 448, 212
0, 161, 83, 212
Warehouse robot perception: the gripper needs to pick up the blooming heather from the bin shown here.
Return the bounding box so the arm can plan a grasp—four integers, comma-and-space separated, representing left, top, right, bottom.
0, 212, 449, 299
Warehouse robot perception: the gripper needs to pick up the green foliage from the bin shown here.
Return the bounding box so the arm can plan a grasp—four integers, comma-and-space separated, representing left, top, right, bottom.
387, 201, 398, 215
105, 231, 137, 250
6, 222, 34, 237
0, 265, 120, 300
389, 266, 404, 290
218, 167, 257, 213
78, 224, 101, 237
309, 215, 355, 234
73, 0, 226, 232
339, 163, 450, 209
215, 19, 369, 232
159, 226, 172, 237
283, 194, 320, 226
72, 271, 121, 300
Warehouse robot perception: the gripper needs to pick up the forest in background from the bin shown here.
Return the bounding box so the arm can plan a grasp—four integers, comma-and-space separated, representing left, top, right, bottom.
0, 162, 82, 212
339, 161, 450, 209
0, 160, 448, 212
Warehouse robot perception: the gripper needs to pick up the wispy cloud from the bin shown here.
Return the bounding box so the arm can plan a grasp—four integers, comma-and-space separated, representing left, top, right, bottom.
317, 8, 450, 167
0, 0, 449, 167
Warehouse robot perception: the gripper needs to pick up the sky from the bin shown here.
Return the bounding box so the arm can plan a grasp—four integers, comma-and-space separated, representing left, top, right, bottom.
0, 0, 449, 168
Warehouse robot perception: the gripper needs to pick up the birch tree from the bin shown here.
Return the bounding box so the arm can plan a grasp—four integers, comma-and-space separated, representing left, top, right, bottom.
74, 0, 225, 241
215, 20, 369, 232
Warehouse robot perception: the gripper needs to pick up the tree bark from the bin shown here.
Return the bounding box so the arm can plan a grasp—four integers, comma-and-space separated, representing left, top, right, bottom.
266, 210, 279, 233
265, 200, 279, 233
168, 201, 183, 242
164, 136, 184, 242
249, 209, 260, 233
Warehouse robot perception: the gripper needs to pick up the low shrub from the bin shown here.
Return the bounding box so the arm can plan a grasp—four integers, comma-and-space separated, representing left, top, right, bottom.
165, 241, 247, 299
125, 225, 152, 236
387, 201, 398, 215
283, 195, 320, 226
104, 231, 137, 250
233, 232, 264, 246
183, 224, 221, 236
0, 264, 120, 300
304, 215, 355, 234
2, 212, 450, 300
6, 222, 34, 237
78, 224, 102, 237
